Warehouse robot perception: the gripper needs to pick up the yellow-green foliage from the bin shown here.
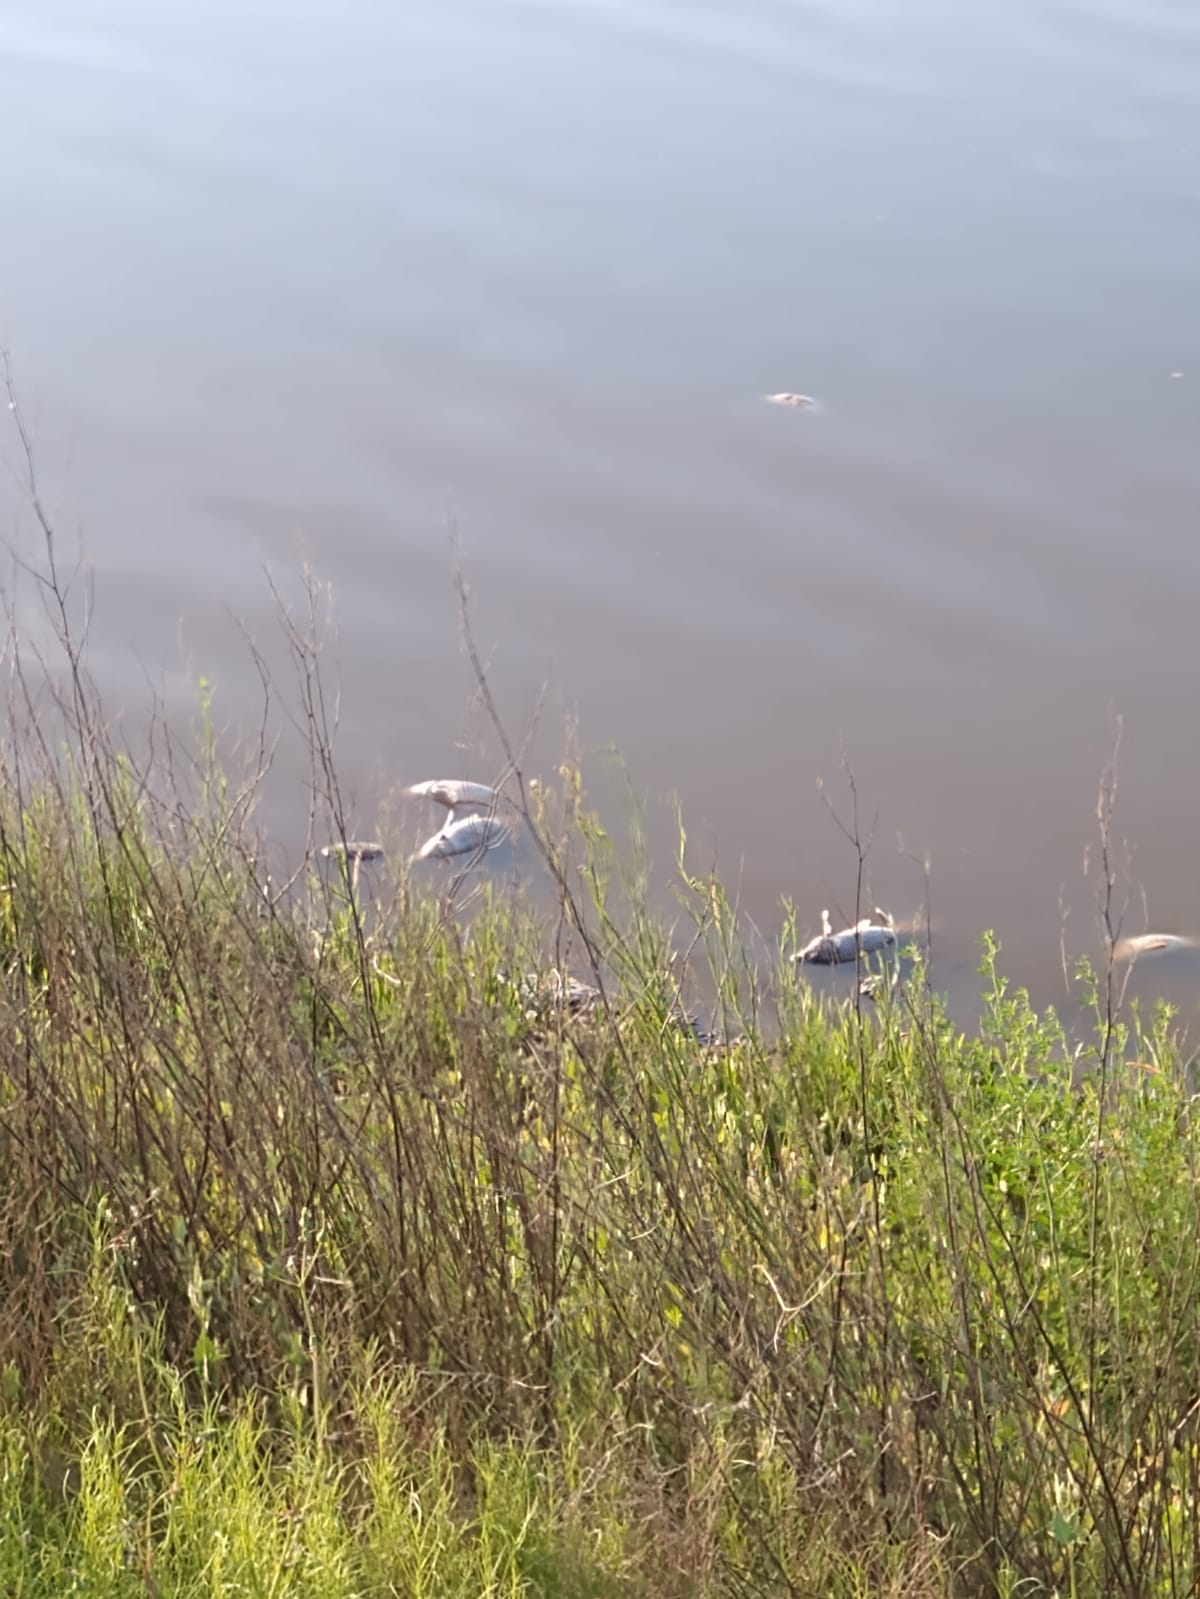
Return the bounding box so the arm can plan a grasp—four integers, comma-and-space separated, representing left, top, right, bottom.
0, 744, 1196, 1597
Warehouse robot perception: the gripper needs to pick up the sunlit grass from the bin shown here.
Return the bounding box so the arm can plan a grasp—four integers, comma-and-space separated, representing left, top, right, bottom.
0, 503, 1195, 1593
0, 730, 1194, 1597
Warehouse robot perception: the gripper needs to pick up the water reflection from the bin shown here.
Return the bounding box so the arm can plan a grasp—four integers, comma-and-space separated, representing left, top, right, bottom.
0, 0, 1197, 1023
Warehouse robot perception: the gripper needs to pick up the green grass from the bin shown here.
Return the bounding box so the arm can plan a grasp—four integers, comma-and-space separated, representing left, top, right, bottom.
0, 1362, 657, 1598
0, 623, 1196, 1597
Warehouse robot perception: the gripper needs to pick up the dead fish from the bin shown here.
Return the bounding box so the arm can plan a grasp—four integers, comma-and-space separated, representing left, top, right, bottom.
1114, 933, 1199, 962
405, 779, 500, 818
319, 840, 384, 864
765, 392, 817, 409
410, 812, 509, 864
670, 1006, 724, 1047
796, 909, 897, 966
509, 969, 602, 1016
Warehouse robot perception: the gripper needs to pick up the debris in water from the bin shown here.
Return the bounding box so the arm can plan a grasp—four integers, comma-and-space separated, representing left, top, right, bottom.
765, 392, 817, 409
795, 909, 897, 966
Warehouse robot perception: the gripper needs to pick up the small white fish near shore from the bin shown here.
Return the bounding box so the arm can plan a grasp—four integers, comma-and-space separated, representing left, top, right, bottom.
319, 840, 385, 864
317, 839, 385, 892
795, 909, 897, 966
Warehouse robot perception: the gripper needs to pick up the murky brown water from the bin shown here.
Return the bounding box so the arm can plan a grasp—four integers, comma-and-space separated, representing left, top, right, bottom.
3, 0, 1200, 1024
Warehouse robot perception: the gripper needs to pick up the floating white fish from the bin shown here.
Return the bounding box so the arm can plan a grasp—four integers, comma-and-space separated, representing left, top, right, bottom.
1114, 933, 1199, 962
795, 909, 896, 966
410, 812, 509, 864
765, 392, 817, 409
319, 840, 384, 863
405, 779, 500, 818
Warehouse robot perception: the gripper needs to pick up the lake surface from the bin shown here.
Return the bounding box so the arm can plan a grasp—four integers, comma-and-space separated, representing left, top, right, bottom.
2, 0, 1199, 1024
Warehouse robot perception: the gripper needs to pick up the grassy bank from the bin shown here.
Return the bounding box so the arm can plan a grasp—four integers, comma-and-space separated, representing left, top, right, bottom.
0, 397, 1194, 1591
0, 676, 1195, 1599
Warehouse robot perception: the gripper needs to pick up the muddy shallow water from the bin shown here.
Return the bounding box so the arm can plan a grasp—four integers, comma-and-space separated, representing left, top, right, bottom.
2, 0, 1199, 1027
